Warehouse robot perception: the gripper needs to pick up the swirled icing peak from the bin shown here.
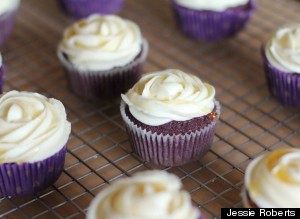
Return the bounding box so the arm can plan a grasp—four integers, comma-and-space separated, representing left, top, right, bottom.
0, 0, 20, 14
87, 170, 200, 219
174, 0, 249, 11
58, 14, 143, 71
245, 149, 300, 207
0, 90, 71, 163
121, 69, 216, 126
266, 25, 300, 73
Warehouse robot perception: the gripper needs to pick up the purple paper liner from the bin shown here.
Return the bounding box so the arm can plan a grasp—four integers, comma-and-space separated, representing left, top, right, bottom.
0, 65, 5, 94
0, 9, 18, 47
262, 48, 300, 108
57, 40, 149, 99
60, 0, 124, 18
120, 100, 221, 167
171, 0, 256, 41
241, 186, 259, 208
0, 146, 67, 197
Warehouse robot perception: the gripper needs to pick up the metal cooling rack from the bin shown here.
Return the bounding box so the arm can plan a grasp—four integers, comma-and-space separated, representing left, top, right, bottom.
0, 0, 300, 218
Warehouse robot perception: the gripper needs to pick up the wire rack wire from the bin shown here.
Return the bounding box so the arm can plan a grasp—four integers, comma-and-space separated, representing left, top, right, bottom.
0, 0, 300, 218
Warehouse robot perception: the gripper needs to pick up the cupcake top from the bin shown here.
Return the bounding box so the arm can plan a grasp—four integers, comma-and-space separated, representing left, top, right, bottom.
87, 170, 201, 219
245, 148, 300, 208
0, 0, 20, 14
58, 14, 143, 71
265, 25, 300, 73
0, 90, 71, 163
173, 0, 249, 11
121, 69, 215, 126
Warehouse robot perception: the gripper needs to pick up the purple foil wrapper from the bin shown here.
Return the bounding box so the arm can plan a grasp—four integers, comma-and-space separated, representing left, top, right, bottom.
262, 49, 300, 108
171, 0, 256, 41
60, 0, 124, 18
57, 40, 149, 99
0, 146, 66, 197
120, 100, 221, 167
0, 9, 18, 47
0, 65, 4, 94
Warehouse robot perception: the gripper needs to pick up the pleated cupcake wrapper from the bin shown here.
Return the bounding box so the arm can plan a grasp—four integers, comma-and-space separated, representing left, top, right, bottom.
60, 0, 124, 18
0, 9, 18, 47
0, 65, 5, 94
171, 0, 256, 41
0, 146, 66, 197
58, 40, 149, 99
262, 49, 300, 108
120, 100, 221, 166
241, 186, 250, 208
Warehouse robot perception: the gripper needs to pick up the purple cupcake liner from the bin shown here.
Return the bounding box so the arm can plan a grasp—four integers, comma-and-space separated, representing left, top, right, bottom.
120, 100, 221, 166
0, 9, 18, 47
0, 146, 66, 197
262, 49, 300, 108
58, 40, 149, 99
171, 0, 256, 41
0, 65, 5, 94
60, 0, 124, 18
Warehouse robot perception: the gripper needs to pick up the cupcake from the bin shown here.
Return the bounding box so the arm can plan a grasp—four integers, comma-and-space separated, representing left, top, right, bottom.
263, 25, 300, 108
0, 90, 71, 197
243, 149, 300, 208
120, 69, 221, 166
57, 14, 148, 99
0, 53, 4, 94
0, 0, 20, 47
59, 0, 124, 19
87, 170, 204, 219
171, 0, 255, 41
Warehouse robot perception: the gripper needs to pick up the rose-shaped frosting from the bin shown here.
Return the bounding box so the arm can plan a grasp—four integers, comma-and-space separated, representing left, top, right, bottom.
0, 0, 20, 14
121, 69, 215, 126
58, 14, 143, 71
265, 25, 300, 73
174, 0, 249, 11
245, 149, 300, 208
87, 170, 200, 219
0, 90, 71, 163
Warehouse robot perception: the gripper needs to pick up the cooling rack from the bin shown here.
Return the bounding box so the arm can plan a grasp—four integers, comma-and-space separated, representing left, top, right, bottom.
0, 0, 300, 218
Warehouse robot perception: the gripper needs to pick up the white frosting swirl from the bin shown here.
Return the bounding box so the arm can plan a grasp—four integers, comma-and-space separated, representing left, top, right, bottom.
245, 149, 300, 208
121, 69, 215, 126
58, 14, 143, 71
0, 0, 20, 15
174, 0, 249, 12
87, 170, 200, 219
0, 90, 71, 163
0, 52, 2, 66
266, 25, 300, 74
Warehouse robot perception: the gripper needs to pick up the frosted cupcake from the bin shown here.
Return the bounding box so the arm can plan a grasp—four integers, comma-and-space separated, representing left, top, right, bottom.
60, 0, 124, 18
263, 25, 300, 108
243, 149, 300, 208
0, 90, 71, 197
0, 53, 4, 94
121, 69, 221, 166
171, 0, 255, 41
57, 14, 148, 99
0, 0, 20, 47
87, 170, 204, 219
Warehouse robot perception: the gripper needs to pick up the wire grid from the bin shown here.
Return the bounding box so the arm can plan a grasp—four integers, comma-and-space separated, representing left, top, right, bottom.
0, 0, 300, 218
